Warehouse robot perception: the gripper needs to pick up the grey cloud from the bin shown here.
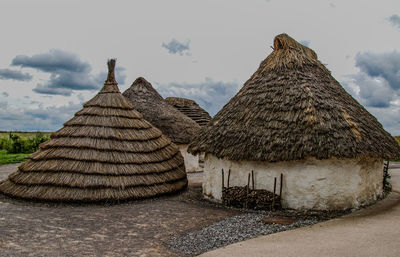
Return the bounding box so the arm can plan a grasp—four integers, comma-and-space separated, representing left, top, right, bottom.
33, 84, 75, 96
2, 92, 9, 97
388, 14, 400, 29
340, 50, 400, 135
0, 68, 32, 81
0, 101, 7, 109
12, 49, 90, 73
0, 101, 81, 131
11, 49, 125, 96
368, 107, 400, 136
162, 39, 190, 55
156, 77, 239, 116
343, 51, 400, 108
351, 73, 394, 108
355, 51, 400, 90
32, 70, 102, 96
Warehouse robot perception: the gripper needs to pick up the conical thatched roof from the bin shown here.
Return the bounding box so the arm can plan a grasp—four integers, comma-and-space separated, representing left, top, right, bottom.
165, 97, 212, 127
188, 34, 400, 162
122, 77, 200, 144
0, 60, 187, 202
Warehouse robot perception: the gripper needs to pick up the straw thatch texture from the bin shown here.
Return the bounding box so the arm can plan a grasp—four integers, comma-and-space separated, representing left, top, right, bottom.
188, 34, 400, 162
122, 77, 200, 144
165, 97, 211, 127
0, 60, 187, 202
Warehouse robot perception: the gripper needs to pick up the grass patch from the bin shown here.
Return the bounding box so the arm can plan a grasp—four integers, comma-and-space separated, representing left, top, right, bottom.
0, 131, 52, 139
0, 150, 29, 165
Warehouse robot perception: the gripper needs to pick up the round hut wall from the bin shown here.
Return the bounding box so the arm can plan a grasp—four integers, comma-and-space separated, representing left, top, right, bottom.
203, 154, 383, 210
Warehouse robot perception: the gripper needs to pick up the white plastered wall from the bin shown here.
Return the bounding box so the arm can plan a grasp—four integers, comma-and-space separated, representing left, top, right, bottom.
203, 154, 384, 210
178, 144, 201, 172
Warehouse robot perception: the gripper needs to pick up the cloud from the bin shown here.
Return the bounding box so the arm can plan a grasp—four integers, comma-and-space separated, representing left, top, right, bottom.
0, 68, 32, 81
0, 101, 82, 131
341, 50, 400, 135
11, 49, 125, 96
162, 39, 190, 55
346, 73, 394, 108
155, 77, 239, 116
0, 101, 7, 109
355, 51, 400, 90
367, 106, 400, 136
344, 51, 400, 108
12, 49, 90, 73
2, 92, 9, 97
388, 14, 400, 29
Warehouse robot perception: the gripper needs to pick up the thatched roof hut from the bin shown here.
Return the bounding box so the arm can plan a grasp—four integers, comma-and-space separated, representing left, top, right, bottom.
0, 60, 187, 202
165, 97, 212, 127
123, 78, 200, 144
123, 78, 202, 172
189, 34, 399, 161
189, 34, 400, 210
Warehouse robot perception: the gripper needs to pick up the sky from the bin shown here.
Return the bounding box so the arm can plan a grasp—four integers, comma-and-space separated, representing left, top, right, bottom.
0, 0, 399, 135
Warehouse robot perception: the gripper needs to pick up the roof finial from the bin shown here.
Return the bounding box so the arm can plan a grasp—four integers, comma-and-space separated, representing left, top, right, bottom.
106, 59, 116, 84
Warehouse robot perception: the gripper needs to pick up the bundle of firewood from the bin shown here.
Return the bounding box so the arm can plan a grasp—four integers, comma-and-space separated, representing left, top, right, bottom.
222, 186, 281, 210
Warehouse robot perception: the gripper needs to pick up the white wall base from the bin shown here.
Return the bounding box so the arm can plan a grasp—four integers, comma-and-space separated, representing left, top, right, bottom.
203, 154, 384, 210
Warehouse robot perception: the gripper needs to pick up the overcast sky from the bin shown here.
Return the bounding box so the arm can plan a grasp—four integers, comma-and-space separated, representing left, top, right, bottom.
0, 0, 399, 135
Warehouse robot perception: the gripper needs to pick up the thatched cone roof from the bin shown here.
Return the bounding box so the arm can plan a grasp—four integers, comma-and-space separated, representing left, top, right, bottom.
122, 77, 200, 144
188, 34, 400, 162
0, 60, 187, 202
165, 97, 212, 127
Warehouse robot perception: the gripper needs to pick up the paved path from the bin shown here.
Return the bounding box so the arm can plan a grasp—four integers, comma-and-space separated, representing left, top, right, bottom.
0, 164, 241, 257
200, 162, 400, 257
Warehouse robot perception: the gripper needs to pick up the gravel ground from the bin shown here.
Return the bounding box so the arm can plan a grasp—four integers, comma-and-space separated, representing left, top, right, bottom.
169, 212, 334, 256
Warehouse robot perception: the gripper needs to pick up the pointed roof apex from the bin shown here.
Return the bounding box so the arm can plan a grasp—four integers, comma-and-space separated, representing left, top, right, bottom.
123, 77, 200, 144
106, 59, 116, 84
258, 33, 323, 72
130, 76, 164, 100
133, 77, 148, 84
101, 59, 119, 93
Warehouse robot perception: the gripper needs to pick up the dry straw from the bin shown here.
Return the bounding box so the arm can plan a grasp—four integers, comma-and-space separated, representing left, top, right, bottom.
0, 59, 188, 202
166, 97, 212, 127
122, 77, 200, 144
188, 34, 400, 162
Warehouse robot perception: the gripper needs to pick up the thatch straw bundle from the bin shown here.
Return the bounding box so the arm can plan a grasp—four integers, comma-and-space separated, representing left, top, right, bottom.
165, 97, 211, 127
188, 34, 400, 162
0, 60, 187, 202
122, 77, 200, 144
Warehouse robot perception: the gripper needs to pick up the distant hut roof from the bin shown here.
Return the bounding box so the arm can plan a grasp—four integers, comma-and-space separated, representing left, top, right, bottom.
165, 97, 211, 127
188, 34, 400, 162
123, 77, 200, 144
0, 60, 187, 202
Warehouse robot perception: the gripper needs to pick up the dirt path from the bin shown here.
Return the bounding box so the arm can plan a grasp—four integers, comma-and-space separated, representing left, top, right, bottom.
0, 164, 240, 257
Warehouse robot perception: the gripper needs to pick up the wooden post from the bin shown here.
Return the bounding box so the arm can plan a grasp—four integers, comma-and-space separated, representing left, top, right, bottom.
251, 170, 255, 190
221, 169, 224, 190
272, 177, 277, 211
280, 173, 283, 197
227, 169, 231, 188
246, 173, 250, 208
